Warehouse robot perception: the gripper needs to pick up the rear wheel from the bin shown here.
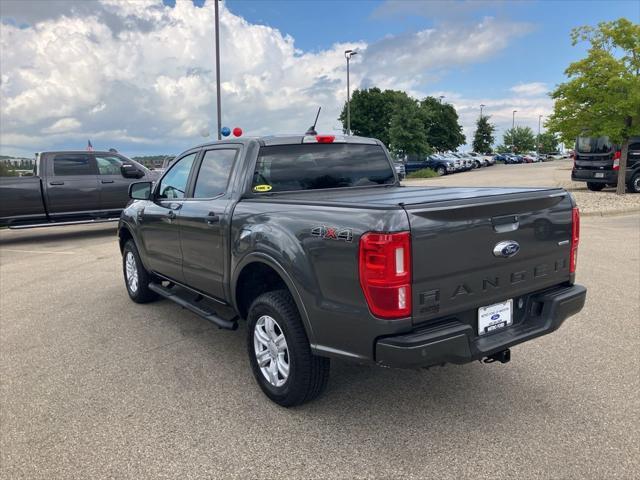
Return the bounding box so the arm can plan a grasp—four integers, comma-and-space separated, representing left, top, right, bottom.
123, 240, 158, 303
587, 182, 605, 192
247, 290, 330, 407
629, 173, 640, 193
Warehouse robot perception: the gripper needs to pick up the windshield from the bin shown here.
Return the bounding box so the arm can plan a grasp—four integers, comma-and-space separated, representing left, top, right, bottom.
253, 143, 395, 193
576, 136, 613, 154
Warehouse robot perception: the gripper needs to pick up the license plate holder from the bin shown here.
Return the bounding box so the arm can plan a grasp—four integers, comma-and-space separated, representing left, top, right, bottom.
594, 172, 604, 178
478, 299, 513, 335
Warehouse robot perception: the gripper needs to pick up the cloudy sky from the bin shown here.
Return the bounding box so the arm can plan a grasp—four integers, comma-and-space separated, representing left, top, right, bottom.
0, 0, 635, 157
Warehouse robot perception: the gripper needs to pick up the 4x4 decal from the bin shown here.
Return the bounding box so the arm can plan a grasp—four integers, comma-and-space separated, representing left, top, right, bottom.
311, 225, 353, 242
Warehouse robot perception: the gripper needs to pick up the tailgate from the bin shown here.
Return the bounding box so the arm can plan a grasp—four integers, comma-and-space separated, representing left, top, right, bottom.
405, 189, 574, 325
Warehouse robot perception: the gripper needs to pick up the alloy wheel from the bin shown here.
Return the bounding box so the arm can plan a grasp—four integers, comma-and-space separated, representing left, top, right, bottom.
125, 251, 139, 293
253, 315, 290, 387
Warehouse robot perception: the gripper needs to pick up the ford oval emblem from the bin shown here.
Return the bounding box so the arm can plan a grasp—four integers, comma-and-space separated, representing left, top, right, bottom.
493, 240, 520, 258
491, 314, 500, 320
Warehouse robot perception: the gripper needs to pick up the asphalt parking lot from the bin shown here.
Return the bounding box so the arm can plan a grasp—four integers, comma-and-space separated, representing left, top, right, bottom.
1, 188, 639, 478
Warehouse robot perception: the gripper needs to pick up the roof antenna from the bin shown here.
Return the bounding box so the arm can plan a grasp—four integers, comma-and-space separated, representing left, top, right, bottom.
305, 107, 321, 136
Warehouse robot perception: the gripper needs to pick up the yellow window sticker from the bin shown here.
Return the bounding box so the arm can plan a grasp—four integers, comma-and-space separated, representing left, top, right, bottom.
253, 184, 272, 192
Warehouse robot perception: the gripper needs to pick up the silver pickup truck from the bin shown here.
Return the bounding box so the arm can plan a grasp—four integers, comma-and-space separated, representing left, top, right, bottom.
0, 150, 154, 228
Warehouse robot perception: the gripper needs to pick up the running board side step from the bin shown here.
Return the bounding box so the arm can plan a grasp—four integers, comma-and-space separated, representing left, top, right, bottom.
148, 283, 238, 330
9, 218, 119, 229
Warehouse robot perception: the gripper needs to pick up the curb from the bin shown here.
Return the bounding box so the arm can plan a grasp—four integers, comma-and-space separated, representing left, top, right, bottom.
581, 208, 640, 217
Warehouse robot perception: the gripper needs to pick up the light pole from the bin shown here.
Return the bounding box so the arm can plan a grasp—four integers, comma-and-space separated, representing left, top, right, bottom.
480, 104, 486, 118
214, 0, 222, 140
345, 49, 358, 135
511, 110, 518, 153
537, 114, 543, 155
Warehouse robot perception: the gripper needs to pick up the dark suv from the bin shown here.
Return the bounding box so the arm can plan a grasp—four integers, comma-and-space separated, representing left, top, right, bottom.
571, 136, 640, 192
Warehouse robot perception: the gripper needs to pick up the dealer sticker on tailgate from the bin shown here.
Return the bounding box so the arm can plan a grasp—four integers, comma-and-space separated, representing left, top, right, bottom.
478, 299, 513, 335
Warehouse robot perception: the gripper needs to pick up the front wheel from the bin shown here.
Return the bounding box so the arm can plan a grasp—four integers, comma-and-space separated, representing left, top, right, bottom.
122, 240, 158, 303
587, 182, 605, 192
436, 166, 446, 176
629, 173, 640, 193
247, 290, 330, 407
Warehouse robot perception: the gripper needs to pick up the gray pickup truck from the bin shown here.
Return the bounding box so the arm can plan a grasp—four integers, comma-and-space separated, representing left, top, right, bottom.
0, 150, 153, 228
118, 134, 586, 406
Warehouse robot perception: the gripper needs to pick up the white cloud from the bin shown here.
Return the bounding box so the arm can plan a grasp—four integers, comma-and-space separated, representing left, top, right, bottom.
510, 82, 548, 96
42, 117, 81, 134
0, 0, 531, 155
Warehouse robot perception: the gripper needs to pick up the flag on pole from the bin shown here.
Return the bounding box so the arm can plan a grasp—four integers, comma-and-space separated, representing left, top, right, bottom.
87, 140, 93, 151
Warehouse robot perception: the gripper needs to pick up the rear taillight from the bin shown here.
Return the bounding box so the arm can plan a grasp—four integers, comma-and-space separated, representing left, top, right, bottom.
359, 231, 411, 319
570, 207, 580, 273
316, 135, 335, 143
613, 150, 621, 170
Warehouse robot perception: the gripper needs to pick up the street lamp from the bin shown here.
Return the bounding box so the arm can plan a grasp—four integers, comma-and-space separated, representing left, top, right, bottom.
537, 114, 543, 155
480, 104, 486, 118
214, 0, 222, 140
345, 49, 358, 135
512, 110, 517, 129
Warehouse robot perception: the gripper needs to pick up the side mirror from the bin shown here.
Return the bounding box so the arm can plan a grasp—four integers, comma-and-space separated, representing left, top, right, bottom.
121, 163, 144, 179
129, 181, 153, 200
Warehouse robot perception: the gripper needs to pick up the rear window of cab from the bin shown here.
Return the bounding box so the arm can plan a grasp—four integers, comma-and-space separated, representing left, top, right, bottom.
252, 143, 395, 193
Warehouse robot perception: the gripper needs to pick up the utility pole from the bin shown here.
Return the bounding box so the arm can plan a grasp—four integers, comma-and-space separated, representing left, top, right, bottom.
344, 49, 358, 135
480, 104, 485, 118
214, 0, 222, 140
512, 110, 517, 130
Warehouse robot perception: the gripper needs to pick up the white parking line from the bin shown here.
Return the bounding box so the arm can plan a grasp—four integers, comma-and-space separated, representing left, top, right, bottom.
1, 249, 76, 255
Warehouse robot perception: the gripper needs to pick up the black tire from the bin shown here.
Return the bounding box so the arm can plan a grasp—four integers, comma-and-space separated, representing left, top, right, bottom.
122, 239, 158, 303
436, 166, 446, 176
629, 173, 640, 193
247, 290, 330, 407
587, 182, 605, 192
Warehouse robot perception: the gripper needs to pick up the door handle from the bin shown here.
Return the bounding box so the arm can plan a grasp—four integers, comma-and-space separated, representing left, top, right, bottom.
49, 181, 64, 186
206, 212, 220, 225
101, 179, 115, 184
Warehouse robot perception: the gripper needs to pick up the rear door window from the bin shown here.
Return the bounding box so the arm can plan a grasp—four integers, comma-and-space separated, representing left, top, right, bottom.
576, 137, 613, 154
193, 149, 237, 198
253, 143, 394, 193
53, 154, 96, 176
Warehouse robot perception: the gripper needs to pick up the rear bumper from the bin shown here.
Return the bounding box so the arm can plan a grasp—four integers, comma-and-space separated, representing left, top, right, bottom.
572, 169, 617, 183
375, 284, 586, 368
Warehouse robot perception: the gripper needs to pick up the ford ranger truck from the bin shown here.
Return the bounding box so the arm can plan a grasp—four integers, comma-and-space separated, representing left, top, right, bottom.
118, 134, 586, 407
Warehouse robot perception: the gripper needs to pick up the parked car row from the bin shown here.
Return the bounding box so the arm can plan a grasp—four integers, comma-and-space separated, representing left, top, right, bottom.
493, 151, 570, 164
403, 152, 495, 177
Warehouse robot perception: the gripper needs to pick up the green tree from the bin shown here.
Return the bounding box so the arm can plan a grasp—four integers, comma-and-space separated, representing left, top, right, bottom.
536, 132, 559, 154
503, 126, 536, 153
472, 115, 496, 153
546, 18, 640, 194
339, 88, 412, 146
0, 162, 17, 177
419, 97, 466, 151
388, 99, 430, 158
